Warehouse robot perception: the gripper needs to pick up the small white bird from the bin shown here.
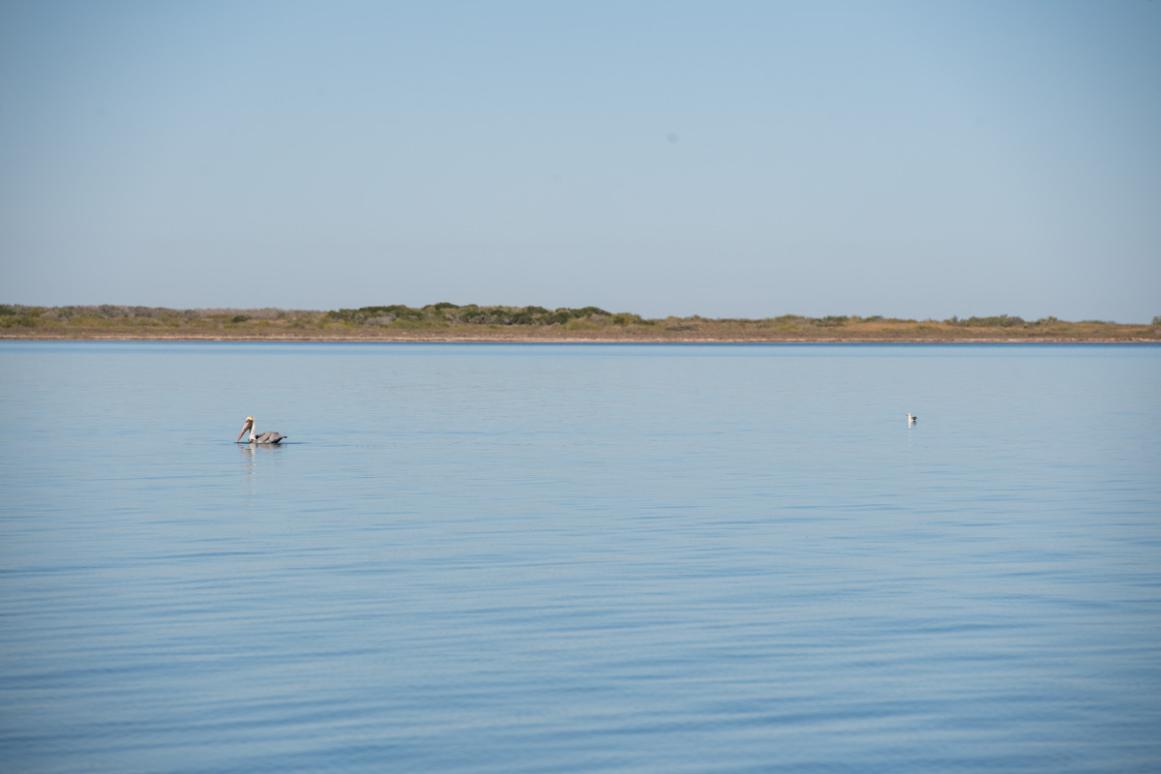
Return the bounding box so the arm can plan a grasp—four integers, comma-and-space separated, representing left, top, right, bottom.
907, 413, 918, 426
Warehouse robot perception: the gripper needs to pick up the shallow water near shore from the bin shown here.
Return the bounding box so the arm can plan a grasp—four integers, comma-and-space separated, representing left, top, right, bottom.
2, 341, 1160, 772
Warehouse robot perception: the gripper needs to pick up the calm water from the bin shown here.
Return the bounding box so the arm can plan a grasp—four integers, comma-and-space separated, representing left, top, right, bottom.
1, 342, 1159, 772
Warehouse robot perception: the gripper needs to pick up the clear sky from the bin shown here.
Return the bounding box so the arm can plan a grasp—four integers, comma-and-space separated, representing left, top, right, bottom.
1, 0, 1158, 320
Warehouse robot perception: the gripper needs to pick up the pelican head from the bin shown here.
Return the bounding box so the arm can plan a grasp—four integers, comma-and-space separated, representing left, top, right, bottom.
236, 416, 255, 443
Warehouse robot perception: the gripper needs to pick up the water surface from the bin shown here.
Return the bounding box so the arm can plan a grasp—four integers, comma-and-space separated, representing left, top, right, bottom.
2, 342, 1159, 772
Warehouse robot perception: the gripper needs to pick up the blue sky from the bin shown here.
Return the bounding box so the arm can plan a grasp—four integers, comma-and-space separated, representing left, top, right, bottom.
1, 0, 1158, 320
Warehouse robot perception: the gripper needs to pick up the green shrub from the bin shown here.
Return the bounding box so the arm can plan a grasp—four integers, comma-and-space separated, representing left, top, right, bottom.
961, 315, 1025, 327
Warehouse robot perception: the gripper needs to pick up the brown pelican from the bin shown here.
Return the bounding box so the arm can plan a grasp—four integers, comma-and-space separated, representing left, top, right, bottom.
236, 416, 287, 444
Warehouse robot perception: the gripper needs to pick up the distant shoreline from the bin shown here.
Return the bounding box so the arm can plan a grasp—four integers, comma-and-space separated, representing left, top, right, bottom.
3, 304, 1159, 343
3, 333, 1158, 345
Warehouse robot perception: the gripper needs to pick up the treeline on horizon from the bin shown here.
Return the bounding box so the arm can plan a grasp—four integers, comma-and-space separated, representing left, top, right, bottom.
2, 303, 1159, 340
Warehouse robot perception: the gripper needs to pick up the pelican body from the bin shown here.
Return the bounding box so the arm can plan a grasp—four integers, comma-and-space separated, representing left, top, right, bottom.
907, 413, 918, 426
236, 416, 287, 444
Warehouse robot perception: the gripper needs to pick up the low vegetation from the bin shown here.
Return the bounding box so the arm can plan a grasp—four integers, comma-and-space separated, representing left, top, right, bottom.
1, 304, 1158, 342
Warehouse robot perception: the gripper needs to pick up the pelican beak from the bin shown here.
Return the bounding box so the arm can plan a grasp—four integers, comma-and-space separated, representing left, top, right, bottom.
236, 418, 252, 442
